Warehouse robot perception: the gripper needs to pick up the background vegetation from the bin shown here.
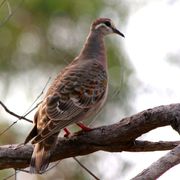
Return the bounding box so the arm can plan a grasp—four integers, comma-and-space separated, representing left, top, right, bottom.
0, 0, 133, 179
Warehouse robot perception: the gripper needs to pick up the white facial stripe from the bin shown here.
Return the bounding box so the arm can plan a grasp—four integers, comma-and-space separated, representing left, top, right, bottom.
111, 22, 116, 29
95, 23, 110, 30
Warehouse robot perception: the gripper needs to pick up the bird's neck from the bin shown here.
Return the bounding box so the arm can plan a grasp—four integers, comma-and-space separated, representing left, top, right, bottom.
78, 31, 107, 68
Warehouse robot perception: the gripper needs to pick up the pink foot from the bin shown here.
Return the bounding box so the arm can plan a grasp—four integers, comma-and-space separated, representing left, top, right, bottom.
63, 128, 71, 137
76, 122, 92, 131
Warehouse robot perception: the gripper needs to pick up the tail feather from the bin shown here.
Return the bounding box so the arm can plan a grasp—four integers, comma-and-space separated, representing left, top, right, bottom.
29, 142, 51, 174
29, 132, 59, 174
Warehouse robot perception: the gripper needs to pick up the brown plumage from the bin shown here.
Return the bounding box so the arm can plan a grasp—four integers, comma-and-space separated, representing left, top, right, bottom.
24, 18, 124, 173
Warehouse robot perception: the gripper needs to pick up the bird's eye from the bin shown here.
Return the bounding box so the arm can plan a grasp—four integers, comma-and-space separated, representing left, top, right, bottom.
104, 21, 111, 27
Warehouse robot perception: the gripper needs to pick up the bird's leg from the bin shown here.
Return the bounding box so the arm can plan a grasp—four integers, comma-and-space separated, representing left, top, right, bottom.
63, 128, 71, 137
76, 122, 92, 131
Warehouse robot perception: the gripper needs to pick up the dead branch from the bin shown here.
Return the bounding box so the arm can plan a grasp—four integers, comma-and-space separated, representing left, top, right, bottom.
0, 103, 180, 174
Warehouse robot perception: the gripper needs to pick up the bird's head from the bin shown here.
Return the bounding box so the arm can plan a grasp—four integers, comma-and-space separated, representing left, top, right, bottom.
91, 18, 125, 37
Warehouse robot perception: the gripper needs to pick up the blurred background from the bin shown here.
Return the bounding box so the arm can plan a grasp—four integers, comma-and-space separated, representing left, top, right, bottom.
0, 0, 180, 179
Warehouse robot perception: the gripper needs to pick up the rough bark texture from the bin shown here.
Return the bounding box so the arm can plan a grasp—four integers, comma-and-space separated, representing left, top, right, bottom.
1, 103, 180, 178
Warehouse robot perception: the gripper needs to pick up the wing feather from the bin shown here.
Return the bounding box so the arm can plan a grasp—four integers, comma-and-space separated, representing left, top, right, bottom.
33, 60, 107, 143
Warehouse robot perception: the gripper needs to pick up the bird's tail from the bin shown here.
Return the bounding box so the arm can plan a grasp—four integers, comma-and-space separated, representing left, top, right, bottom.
30, 142, 51, 174
29, 132, 59, 174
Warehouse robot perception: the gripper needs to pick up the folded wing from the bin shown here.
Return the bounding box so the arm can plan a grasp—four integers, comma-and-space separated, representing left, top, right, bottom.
32, 60, 107, 144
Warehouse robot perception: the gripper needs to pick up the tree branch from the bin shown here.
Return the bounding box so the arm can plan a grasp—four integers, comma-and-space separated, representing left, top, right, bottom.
0, 103, 180, 178
0, 139, 179, 170
132, 144, 180, 180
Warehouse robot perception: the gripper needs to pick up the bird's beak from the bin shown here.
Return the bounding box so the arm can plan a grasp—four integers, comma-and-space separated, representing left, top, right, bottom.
112, 27, 125, 38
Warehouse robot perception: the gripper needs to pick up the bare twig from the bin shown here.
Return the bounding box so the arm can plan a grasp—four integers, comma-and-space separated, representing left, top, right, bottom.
2, 169, 29, 180
0, 0, 7, 8
24, 76, 51, 114
0, 100, 43, 137
0, 0, 25, 28
14, 169, 17, 180
0, 120, 18, 137
23, 101, 42, 119
6, 1, 11, 15
0, 100, 33, 137
0, 101, 32, 123
0, 77, 51, 136
3, 172, 15, 180
42, 160, 61, 174
73, 157, 100, 180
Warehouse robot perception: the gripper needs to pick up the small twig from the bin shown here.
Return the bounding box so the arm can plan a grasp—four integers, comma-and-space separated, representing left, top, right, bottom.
0, 101, 32, 123
3, 161, 61, 180
23, 101, 42, 120
2, 169, 29, 180
0, 120, 18, 136
0, 0, 25, 28
73, 157, 100, 180
42, 160, 61, 174
0, 100, 43, 136
0, 77, 50, 137
0, 0, 7, 8
14, 169, 17, 180
24, 77, 51, 115
3, 172, 15, 180
6, 0, 11, 15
